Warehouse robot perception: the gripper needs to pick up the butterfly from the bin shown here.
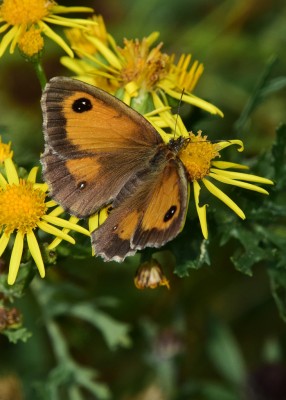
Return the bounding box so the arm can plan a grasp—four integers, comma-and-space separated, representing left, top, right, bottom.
41, 77, 189, 262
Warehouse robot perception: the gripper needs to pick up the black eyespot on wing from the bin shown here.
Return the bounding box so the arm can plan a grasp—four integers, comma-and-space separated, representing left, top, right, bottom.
164, 205, 177, 222
77, 181, 86, 190
107, 206, 113, 214
72, 98, 92, 113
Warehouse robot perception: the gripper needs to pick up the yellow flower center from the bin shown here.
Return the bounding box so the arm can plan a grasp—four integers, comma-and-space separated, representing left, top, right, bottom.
18, 27, 44, 56
178, 131, 219, 181
0, 180, 47, 234
0, 140, 13, 163
0, 0, 54, 26
119, 38, 170, 90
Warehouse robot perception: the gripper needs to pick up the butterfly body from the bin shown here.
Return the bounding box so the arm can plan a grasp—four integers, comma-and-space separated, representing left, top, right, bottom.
41, 77, 189, 261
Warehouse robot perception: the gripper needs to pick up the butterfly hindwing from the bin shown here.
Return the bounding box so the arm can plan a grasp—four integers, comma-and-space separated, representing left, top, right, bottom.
91, 157, 188, 261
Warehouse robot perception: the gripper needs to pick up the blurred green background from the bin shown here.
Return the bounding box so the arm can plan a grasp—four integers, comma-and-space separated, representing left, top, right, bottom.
0, 0, 285, 399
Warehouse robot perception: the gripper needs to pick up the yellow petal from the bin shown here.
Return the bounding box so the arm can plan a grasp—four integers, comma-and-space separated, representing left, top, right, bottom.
42, 214, 90, 236
161, 87, 224, 117
26, 231, 45, 278
27, 166, 39, 183
8, 231, 24, 285
4, 158, 19, 184
210, 168, 274, 185
0, 25, 18, 57
48, 216, 81, 249
215, 140, 244, 152
9, 24, 23, 54
193, 181, 208, 239
39, 21, 74, 58
0, 23, 10, 34
86, 36, 122, 70
0, 232, 10, 257
209, 172, 270, 194
211, 161, 249, 170
51, 6, 95, 14
44, 16, 94, 29
0, 172, 8, 188
45, 200, 61, 209
88, 213, 99, 233
203, 178, 245, 220
37, 221, 75, 244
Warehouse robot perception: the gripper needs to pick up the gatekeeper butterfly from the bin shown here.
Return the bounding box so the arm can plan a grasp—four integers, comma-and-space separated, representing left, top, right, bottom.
41, 77, 189, 261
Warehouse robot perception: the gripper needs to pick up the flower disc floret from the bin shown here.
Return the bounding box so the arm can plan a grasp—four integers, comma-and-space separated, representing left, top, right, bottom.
0, 180, 47, 234
0, 0, 53, 26
178, 131, 219, 181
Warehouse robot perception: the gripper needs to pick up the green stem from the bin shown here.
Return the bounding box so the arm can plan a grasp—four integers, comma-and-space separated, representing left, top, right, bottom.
33, 61, 47, 90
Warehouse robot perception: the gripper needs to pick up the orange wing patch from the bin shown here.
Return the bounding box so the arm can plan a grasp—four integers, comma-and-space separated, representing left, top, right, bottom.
140, 169, 181, 231
63, 92, 146, 151
113, 210, 141, 241
65, 157, 101, 187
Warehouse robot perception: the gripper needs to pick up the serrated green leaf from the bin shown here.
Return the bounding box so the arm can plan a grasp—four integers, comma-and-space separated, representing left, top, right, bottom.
3, 327, 32, 343
174, 238, 210, 277
224, 227, 261, 275
67, 302, 132, 350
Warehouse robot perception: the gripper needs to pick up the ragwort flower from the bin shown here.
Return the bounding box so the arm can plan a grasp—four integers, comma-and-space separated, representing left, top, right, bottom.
0, 0, 95, 58
176, 130, 274, 238
61, 16, 222, 115
0, 158, 89, 285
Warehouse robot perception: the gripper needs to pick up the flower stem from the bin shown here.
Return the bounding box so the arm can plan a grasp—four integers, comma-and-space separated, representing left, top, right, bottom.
33, 61, 47, 90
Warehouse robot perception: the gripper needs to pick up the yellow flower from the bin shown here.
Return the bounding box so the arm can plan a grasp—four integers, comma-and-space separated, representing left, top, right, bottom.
61, 17, 222, 115
0, 0, 95, 58
0, 136, 13, 163
177, 131, 274, 238
0, 158, 90, 285
65, 15, 108, 57
134, 259, 170, 290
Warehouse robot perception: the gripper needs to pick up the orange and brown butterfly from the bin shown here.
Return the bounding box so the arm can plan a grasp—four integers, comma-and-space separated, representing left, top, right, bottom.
41, 77, 189, 262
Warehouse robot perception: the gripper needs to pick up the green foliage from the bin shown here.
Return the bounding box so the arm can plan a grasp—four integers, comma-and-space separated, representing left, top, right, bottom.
2, 327, 32, 344
0, 1, 285, 399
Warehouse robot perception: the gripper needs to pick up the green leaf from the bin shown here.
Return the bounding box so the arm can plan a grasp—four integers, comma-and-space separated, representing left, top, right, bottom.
66, 302, 132, 350
176, 238, 210, 277
3, 327, 32, 343
234, 56, 277, 132
172, 219, 210, 277
207, 318, 247, 386
200, 382, 240, 400
260, 77, 286, 97
226, 226, 269, 276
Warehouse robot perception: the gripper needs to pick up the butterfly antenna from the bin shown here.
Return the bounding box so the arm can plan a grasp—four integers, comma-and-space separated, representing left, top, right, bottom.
174, 88, 185, 139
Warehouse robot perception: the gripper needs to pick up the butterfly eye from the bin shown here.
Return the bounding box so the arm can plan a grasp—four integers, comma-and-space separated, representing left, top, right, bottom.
164, 205, 177, 222
72, 97, 92, 113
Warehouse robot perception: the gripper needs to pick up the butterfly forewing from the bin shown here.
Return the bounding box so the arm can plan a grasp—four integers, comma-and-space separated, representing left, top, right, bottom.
41, 77, 163, 217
